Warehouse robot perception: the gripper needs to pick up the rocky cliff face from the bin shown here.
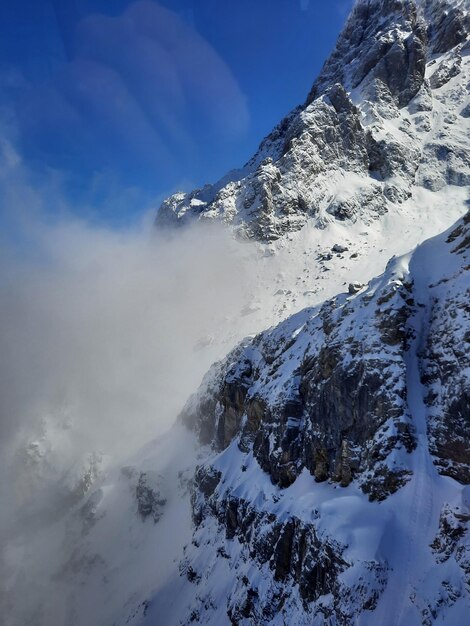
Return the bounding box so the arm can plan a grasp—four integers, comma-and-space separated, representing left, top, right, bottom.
421, 212, 470, 482
156, 0, 470, 241
183, 266, 417, 501
164, 210, 470, 626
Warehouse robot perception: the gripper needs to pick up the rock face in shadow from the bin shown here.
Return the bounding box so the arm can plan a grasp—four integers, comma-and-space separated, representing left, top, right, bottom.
421, 213, 470, 483
183, 263, 418, 502
155, 0, 470, 241
423, 0, 470, 53
189, 487, 387, 626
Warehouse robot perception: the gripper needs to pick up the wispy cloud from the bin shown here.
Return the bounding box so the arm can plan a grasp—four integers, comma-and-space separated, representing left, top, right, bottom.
9, 1, 249, 217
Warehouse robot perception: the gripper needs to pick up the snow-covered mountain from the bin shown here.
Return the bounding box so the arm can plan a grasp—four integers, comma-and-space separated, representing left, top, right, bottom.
2, 1, 469, 625
166, 210, 470, 626
156, 0, 470, 242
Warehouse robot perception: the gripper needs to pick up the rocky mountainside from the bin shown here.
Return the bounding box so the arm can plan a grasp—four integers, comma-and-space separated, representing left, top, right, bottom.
156, 0, 470, 242
163, 210, 469, 625
2, 2, 469, 626
37, 209, 469, 626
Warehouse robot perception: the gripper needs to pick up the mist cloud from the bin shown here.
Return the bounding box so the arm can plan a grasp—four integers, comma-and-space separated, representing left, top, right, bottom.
0, 206, 255, 465
0, 95, 273, 622
0, 132, 268, 606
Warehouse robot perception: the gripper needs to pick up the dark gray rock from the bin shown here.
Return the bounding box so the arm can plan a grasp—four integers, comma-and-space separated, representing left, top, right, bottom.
332, 243, 349, 254
461, 102, 470, 118
136, 472, 167, 522
423, 0, 470, 53
429, 53, 462, 89
348, 282, 364, 294
182, 269, 418, 502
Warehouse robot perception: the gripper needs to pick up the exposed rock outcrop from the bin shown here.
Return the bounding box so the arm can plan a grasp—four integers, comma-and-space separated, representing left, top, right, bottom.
183, 264, 418, 502
135, 471, 167, 522
188, 485, 387, 626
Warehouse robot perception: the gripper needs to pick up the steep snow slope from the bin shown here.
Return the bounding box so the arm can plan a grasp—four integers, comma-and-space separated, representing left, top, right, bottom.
142, 210, 469, 626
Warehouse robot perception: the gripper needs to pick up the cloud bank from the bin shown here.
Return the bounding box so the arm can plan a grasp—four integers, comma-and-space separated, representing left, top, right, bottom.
0, 137, 263, 624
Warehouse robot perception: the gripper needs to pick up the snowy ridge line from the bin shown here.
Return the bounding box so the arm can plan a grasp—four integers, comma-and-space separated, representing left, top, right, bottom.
156, 0, 470, 242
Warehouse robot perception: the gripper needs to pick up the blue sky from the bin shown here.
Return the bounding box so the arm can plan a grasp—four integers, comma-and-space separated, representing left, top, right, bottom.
0, 0, 352, 226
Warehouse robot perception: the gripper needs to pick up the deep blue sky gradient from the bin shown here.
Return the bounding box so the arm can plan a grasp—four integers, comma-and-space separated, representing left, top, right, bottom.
0, 0, 352, 225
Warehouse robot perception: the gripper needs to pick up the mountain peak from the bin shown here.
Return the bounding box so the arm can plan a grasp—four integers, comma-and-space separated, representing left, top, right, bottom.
155, 0, 469, 242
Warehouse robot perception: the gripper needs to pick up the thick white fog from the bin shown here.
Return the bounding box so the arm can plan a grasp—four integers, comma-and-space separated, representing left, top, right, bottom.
0, 213, 259, 500
1, 218, 249, 451
0, 203, 273, 623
